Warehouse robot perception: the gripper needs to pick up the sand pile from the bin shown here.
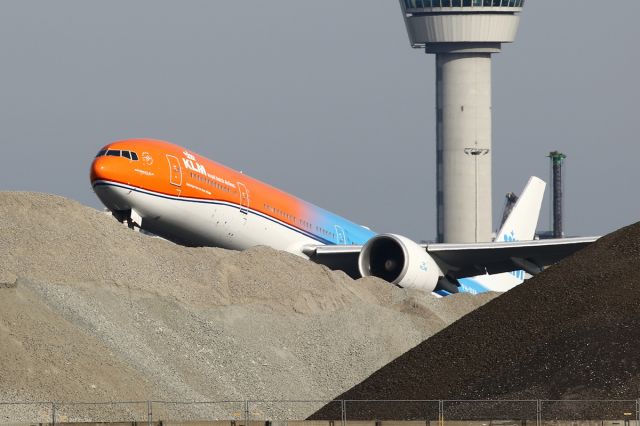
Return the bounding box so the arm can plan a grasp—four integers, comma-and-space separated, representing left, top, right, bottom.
0, 192, 494, 419
311, 221, 640, 419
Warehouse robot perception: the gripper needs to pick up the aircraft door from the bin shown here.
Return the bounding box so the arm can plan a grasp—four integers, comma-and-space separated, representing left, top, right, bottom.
166, 155, 182, 187
237, 182, 250, 215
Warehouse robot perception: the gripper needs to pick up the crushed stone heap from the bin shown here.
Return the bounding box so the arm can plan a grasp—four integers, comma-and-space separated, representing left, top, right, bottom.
0, 191, 494, 419
311, 221, 640, 419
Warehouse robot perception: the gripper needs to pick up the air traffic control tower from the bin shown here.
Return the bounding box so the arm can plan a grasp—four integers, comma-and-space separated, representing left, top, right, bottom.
399, 0, 524, 243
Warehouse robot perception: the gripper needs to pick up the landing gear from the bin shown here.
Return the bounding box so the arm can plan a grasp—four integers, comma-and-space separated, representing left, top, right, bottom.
112, 209, 143, 230
111, 209, 129, 224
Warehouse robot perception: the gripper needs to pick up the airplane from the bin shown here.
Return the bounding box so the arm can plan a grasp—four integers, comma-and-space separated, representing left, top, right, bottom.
90, 138, 597, 296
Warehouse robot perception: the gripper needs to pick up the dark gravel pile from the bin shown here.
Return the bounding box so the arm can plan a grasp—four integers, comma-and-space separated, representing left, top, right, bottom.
312, 222, 640, 419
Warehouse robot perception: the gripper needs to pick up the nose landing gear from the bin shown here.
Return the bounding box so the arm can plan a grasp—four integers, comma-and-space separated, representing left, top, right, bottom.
112, 208, 143, 230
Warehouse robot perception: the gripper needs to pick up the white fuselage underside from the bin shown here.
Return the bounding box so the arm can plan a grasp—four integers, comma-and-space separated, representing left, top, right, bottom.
93, 181, 321, 255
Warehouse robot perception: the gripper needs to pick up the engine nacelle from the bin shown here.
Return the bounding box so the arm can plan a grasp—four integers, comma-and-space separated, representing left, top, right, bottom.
358, 234, 443, 293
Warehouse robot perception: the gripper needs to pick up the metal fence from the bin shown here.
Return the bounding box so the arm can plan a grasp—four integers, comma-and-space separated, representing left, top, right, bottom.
0, 400, 639, 425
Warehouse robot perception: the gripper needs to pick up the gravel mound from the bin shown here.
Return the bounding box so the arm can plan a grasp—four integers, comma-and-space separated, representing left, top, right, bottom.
0, 271, 16, 288
0, 192, 494, 419
311, 221, 640, 419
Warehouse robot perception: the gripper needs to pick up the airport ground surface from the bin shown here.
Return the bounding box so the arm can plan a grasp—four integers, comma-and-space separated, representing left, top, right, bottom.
0, 192, 495, 421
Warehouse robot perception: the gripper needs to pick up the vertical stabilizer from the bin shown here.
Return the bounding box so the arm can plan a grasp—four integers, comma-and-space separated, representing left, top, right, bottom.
461, 176, 546, 294
495, 176, 546, 242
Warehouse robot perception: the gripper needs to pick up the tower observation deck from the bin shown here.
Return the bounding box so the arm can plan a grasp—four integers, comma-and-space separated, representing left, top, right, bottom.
399, 0, 524, 243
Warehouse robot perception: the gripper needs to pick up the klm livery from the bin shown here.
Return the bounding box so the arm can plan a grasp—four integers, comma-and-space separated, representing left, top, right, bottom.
91, 139, 597, 297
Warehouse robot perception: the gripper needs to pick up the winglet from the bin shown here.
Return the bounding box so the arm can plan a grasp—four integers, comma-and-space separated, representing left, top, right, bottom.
496, 176, 546, 242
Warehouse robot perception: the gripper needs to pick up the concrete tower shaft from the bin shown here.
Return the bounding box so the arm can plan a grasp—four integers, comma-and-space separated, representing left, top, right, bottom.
436, 53, 492, 243
399, 0, 524, 243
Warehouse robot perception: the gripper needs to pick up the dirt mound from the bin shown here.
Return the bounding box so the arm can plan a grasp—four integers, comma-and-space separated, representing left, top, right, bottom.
311, 221, 640, 419
0, 271, 16, 288
0, 192, 494, 418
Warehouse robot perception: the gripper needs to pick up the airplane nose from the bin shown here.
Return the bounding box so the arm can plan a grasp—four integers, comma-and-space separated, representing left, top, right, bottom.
90, 156, 111, 184
89, 158, 106, 183
90, 155, 132, 212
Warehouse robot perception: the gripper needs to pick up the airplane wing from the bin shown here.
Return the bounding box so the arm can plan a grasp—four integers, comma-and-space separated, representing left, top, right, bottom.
303, 236, 598, 280
423, 236, 598, 278
303, 245, 363, 279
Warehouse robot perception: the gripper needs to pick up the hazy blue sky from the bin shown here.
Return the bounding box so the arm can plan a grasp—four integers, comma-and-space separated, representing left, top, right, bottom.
1, 1, 638, 241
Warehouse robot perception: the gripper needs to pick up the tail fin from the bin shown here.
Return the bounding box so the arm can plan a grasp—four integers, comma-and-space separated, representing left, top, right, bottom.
495, 176, 546, 243
460, 177, 546, 294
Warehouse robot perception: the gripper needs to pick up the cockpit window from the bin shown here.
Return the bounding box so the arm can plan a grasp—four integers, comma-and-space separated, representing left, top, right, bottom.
95, 148, 139, 160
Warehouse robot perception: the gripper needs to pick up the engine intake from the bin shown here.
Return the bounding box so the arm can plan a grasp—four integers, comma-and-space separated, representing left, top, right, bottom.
358, 234, 444, 293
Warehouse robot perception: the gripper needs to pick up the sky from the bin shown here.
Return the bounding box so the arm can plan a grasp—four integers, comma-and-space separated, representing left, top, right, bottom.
0, 1, 638, 242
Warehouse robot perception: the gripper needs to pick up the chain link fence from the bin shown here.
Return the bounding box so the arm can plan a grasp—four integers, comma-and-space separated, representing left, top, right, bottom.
1, 400, 639, 425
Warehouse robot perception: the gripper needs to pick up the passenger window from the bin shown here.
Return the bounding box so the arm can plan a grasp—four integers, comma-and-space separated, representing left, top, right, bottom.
122, 151, 131, 159
95, 150, 107, 157
131, 152, 139, 161
106, 150, 120, 157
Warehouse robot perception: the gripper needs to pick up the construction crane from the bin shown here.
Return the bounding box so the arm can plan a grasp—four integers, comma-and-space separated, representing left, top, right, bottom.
499, 192, 519, 231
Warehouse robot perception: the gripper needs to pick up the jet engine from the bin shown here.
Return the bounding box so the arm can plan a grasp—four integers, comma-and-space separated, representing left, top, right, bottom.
358, 234, 444, 293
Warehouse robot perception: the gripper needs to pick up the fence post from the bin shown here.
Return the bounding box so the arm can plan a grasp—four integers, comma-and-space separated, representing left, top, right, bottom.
244, 401, 249, 426
52, 402, 56, 426
147, 400, 152, 426
341, 400, 346, 426
536, 400, 541, 426
636, 399, 639, 426
439, 401, 444, 426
